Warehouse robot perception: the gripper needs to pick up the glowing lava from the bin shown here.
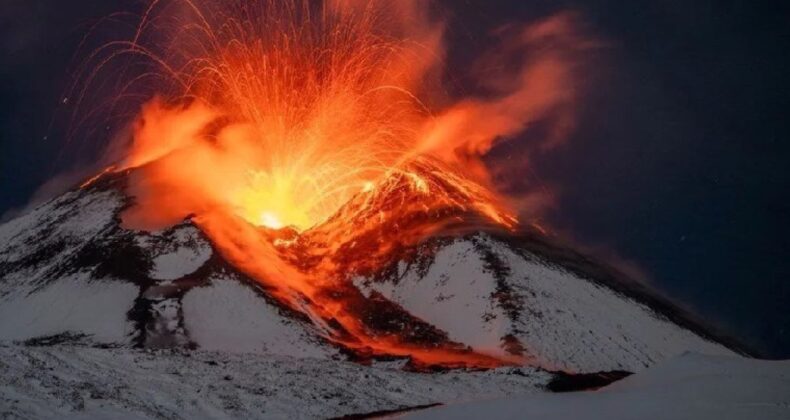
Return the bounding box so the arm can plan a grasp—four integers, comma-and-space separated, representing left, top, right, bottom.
73, 0, 586, 369
259, 212, 283, 230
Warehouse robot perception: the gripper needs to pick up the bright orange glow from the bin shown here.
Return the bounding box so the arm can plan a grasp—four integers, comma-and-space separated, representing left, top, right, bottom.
76, 0, 586, 369
259, 212, 284, 230
79, 165, 116, 189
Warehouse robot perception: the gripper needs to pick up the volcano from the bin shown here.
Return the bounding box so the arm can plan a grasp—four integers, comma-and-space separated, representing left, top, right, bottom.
0, 164, 761, 418
3, 0, 787, 417
0, 170, 742, 373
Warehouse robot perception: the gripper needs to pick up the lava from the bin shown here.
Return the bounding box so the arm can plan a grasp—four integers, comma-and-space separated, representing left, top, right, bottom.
73, 0, 586, 369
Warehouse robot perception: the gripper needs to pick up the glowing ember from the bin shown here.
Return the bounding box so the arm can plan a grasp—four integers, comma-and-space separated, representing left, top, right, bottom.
73, 0, 586, 369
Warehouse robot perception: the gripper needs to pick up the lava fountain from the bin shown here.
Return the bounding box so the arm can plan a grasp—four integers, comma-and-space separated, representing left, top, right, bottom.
72, 0, 587, 368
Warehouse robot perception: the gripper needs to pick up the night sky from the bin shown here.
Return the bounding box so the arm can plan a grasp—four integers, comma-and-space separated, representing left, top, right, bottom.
1, 0, 788, 357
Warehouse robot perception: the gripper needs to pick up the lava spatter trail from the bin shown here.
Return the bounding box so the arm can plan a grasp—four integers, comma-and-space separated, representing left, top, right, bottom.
70, 0, 586, 368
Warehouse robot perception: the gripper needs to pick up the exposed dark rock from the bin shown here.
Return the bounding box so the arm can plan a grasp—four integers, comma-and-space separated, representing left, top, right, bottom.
329, 403, 442, 420
22, 332, 91, 347
546, 370, 633, 392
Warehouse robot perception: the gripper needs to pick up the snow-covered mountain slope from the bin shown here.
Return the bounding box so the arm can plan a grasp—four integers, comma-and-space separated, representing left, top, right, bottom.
181, 278, 332, 357
355, 235, 735, 372
0, 343, 549, 419
0, 184, 137, 343
0, 175, 333, 358
406, 353, 790, 420
0, 172, 742, 374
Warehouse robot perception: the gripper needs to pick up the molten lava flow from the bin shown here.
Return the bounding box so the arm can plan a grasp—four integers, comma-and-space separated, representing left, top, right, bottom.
74, 0, 587, 368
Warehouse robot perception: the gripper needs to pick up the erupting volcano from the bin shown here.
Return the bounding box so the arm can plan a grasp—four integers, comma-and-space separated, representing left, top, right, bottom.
2, 1, 785, 418
0, 0, 742, 382
66, 0, 585, 369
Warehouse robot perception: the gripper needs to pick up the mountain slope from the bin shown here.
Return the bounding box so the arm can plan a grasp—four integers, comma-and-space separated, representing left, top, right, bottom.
355, 234, 734, 372
0, 174, 332, 358
0, 171, 741, 373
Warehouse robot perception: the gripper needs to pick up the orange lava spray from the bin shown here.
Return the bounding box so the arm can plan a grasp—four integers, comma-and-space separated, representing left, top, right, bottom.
73, 0, 588, 368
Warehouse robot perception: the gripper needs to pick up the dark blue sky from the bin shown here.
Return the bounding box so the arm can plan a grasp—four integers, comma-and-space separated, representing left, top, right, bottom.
1, 0, 788, 357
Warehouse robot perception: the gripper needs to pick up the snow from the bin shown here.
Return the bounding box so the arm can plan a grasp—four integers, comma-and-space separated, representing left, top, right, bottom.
355, 240, 510, 357
0, 189, 123, 298
0, 190, 120, 264
0, 187, 138, 345
0, 190, 118, 250
182, 277, 334, 358
1, 345, 783, 420
405, 353, 790, 420
150, 248, 208, 280
0, 274, 137, 343
488, 236, 734, 371
0, 185, 340, 358
0, 344, 549, 419
138, 225, 213, 281
358, 235, 734, 372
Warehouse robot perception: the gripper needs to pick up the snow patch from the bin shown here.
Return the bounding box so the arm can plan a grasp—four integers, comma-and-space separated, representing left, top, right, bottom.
182, 278, 333, 358
359, 240, 509, 357
0, 274, 136, 343
138, 225, 213, 280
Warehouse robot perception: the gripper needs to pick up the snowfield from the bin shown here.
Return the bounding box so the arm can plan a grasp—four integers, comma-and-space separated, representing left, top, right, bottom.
182, 278, 334, 358
0, 343, 549, 419
0, 345, 786, 419
406, 353, 790, 420
0, 274, 136, 343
